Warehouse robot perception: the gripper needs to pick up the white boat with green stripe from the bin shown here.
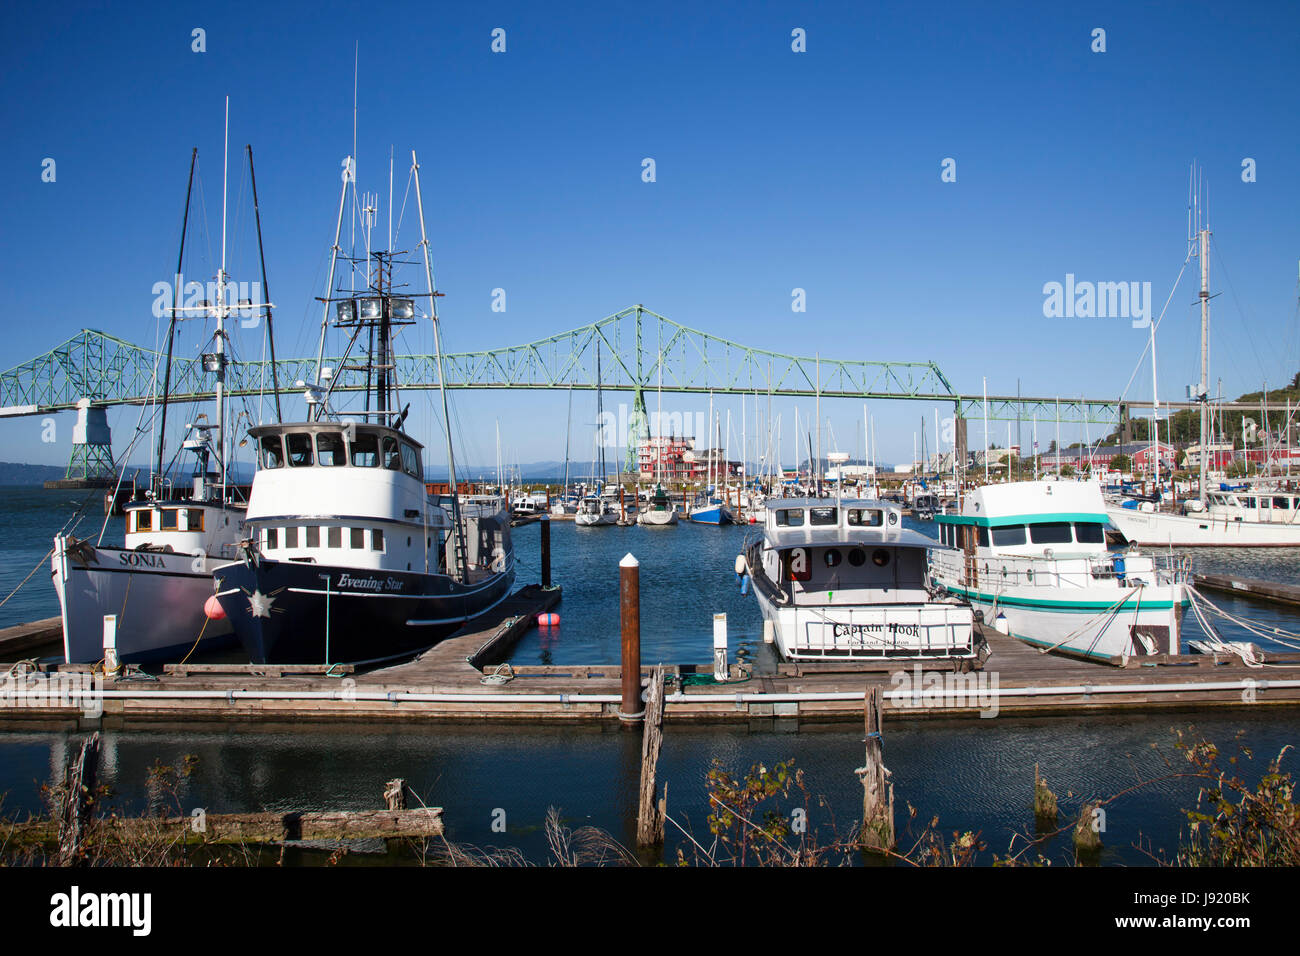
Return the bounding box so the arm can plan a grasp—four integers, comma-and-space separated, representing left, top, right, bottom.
928, 480, 1191, 664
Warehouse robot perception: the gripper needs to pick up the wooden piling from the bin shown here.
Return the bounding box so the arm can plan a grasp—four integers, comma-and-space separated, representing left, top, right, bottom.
620, 553, 641, 720
57, 732, 100, 866
540, 514, 552, 589
856, 686, 895, 851
384, 778, 407, 811
1033, 763, 1058, 826
1073, 802, 1102, 856
636, 665, 667, 846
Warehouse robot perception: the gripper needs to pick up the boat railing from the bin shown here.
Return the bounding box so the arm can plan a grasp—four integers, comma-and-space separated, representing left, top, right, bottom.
928, 547, 1191, 591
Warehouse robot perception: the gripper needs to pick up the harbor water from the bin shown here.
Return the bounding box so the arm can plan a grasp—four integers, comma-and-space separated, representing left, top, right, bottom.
2, 485, 1298, 865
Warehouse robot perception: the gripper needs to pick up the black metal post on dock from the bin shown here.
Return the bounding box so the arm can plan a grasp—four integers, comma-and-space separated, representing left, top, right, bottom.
540, 514, 552, 589
620, 553, 641, 720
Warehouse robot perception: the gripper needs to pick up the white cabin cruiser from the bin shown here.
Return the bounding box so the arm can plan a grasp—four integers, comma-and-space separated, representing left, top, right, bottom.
575, 495, 619, 526
930, 480, 1191, 663
739, 498, 976, 661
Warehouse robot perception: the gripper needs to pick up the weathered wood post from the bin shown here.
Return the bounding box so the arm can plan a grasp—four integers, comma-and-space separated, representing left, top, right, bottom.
540, 514, 552, 589
856, 686, 895, 851
58, 731, 101, 866
384, 778, 407, 811
1033, 763, 1058, 827
637, 665, 667, 846
620, 553, 642, 721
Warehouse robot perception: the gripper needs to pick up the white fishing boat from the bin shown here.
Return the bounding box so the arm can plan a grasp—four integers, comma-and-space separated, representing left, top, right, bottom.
52, 122, 264, 665
739, 498, 976, 661
211, 150, 515, 664
929, 480, 1191, 663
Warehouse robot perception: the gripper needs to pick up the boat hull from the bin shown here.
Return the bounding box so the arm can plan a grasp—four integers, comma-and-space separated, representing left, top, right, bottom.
688, 505, 733, 525
935, 580, 1188, 662
637, 509, 678, 526
212, 556, 515, 664
51, 536, 234, 664
1107, 506, 1300, 546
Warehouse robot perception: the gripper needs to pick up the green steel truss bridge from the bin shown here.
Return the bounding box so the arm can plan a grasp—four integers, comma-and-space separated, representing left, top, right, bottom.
0, 305, 1188, 476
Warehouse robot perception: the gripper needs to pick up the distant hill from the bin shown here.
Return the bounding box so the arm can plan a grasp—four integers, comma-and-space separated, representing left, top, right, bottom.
0, 461, 68, 484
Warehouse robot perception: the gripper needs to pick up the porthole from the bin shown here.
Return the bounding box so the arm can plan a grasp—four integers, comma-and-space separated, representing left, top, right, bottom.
872, 549, 890, 567
848, 548, 866, 567
888, 512, 898, 525
823, 549, 842, 568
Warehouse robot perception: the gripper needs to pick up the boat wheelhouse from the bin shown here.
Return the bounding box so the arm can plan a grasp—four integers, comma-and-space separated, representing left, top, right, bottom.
212, 152, 516, 665
740, 498, 976, 661
930, 480, 1190, 663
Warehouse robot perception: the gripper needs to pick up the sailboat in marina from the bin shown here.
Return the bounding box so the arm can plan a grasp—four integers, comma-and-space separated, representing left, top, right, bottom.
638, 352, 677, 526
1106, 175, 1300, 547
211, 150, 516, 664
52, 112, 270, 665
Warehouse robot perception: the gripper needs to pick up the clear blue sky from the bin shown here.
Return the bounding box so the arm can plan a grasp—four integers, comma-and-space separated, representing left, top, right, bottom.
2, 1, 1298, 474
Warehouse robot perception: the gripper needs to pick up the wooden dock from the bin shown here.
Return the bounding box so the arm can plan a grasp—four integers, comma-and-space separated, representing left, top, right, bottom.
1195, 573, 1300, 609
4, 587, 1300, 727
0, 615, 62, 658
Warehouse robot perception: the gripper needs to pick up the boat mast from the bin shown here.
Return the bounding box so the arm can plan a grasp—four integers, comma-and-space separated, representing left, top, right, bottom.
246, 145, 281, 425
1197, 187, 1211, 502
216, 98, 230, 501
411, 150, 467, 581
155, 148, 197, 487
314, 162, 351, 408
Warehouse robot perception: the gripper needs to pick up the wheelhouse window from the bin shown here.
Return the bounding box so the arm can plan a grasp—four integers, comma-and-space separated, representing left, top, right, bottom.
317, 432, 347, 467
351, 433, 380, 467
809, 506, 837, 526
305, 526, 320, 547
847, 508, 883, 527
382, 437, 401, 470
991, 525, 1027, 546
350, 528, 365, 548
1029, 522, 1073, 544
977, 526, 990, 548
285, 527, 299, 548
775, 509, 805, 527
187, 509, 204, 532
1074, 522, 1106, 544
327, 527, 342, 548
132, 510, 152, 532
371, 528, 385, 551
160, 508, 179, 531
1274, 497, 1291, 510
400, 442, 422, 479
287, 433, 314, 467
259, 434, 285, 469
265, 528, 278, 550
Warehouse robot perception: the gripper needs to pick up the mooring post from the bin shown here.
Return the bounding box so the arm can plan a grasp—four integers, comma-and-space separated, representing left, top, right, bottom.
384, 778, 407, 811
620, 553, 642, 720
101, 615, 119, 677
636, 664, 667, 846
540, 514, 552, 589
713, 613, 728, 682
857, 685, 895, 851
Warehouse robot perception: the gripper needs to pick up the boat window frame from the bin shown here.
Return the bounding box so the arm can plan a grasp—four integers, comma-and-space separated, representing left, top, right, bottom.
286, 432, 315, 468
351, 527, 365, 549
327, 526, 342, 548
847, 508, 884, 527
1074, 522, 1106, 544
382, 436, 401, 471
259, 434, 285, 469
132, 509, 152, 532
809, 506, 838, 527
316, 431, 348, 467
305, 526, 321, 548
372, 528, 385, 551
1028, 521, 1073, 545
160, 508, 180, 531
351, 432, 380, 467
284, 526, 299, 548
400, 442, 422, 480
775, 508, 805, 527
186, 509, 205, 533
991, 524, 1027, 547
265, 527, 278, 550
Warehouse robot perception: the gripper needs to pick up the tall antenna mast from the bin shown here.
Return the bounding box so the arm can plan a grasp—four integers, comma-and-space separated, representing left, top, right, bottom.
216, 96, 230, 500
411, 150, 467, 580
